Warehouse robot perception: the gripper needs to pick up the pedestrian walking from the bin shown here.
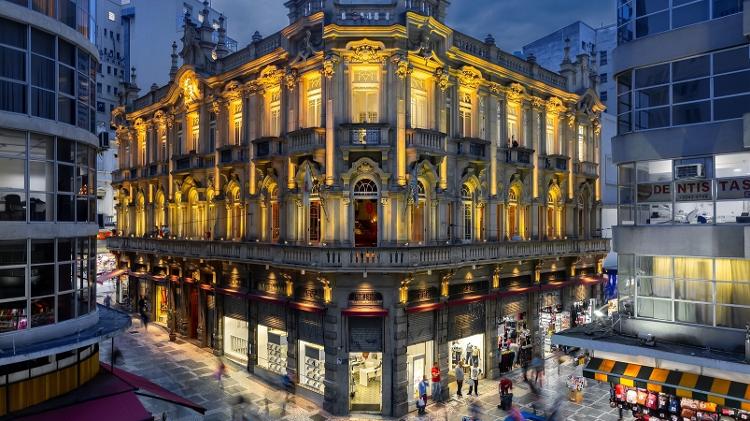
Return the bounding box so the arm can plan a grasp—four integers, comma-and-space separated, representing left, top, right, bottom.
104, 294, 112, 308
498, 377, 513, 410
281, 373, 295, 414
418, 375, 429, 413
455, 360, 465, 397
431, 361, 442, 402
468, 364, 481, 396
215, 359, 226, 389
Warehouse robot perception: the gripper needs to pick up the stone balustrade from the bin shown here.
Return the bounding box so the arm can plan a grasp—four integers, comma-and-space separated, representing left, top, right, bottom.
286, 127, 325, 154
108, 236, 609, 271
406, 128, 447, 153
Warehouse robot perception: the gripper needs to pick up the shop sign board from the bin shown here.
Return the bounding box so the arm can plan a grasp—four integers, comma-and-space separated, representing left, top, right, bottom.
348, 290, 383, 307
256, 280, 283, 296
407, 286, 438, 304
448, 281, 489, 299
716, 177, 750, 200
637, 181, 712, 202
295, 286, 324, 303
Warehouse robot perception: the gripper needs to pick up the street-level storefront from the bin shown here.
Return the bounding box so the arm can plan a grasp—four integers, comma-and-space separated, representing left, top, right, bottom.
586, 357, 750, 420
406, 310, 435, 408
539, 283, 571, 356
255, 299, 288, 377
447, 300, 486, 376
296, 309, 325, 395
498, 293, 532, 372
222, 294, 249, 365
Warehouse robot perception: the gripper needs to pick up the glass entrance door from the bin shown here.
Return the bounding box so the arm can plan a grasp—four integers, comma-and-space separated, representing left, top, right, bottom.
349, 352, 383, 413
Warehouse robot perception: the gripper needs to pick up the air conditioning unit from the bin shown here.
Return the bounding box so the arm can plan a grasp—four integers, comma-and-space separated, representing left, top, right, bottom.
675, 163, 704, 179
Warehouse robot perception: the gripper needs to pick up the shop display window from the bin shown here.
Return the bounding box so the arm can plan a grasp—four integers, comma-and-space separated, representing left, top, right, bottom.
448, 334, 484, 376
349, 352, 383, 412
298, 341, 324, 394
224, 317, 248, 363
155, 285, 168, 325
497, 315, 531, 372
406, 341, 434, 404
257, 324, 287, 375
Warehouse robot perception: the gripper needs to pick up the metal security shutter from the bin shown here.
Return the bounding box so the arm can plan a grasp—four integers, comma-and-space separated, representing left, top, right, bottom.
257, 300, 286, 330
407, 312, 434, 345
224, 296, 248, 321
348, 317, 383, 352
502, 295, 528, 317
448, 301, 485, 340
298, 311, 324, 343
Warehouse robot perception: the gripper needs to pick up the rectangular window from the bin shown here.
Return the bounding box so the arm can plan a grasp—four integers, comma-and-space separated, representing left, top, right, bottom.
309, 201, 321, 243
600, 73, 608, 84
463, 203, 472, 240
304, 76, 321, 128
599, 51, 607, 66
208, 112, 216, 152
577, 124, 586, 162
410, 76, 429, 129
351, 67, 379, 123
190, 115, 199, 152
458, 91, 472, 138
507, 103, 519, 145
266, 90, 281, 137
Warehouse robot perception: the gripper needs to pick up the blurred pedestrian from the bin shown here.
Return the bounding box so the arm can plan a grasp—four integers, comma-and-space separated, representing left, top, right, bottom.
455, 359, 465, 397
508, 405, 524, 421
431, 361, 442, 402
418, 375, 429, 404
468, 363, 481, 396
112, 347, 123, 365
215, 359, 226, 389
468, 400, 482, 421
104, 294, 112, 308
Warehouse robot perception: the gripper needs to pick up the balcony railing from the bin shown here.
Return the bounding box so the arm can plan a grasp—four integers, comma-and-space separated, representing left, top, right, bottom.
575, 161, 598, 177
112, 169, 126, 183
286, 128, 325, 154
341, 123, 390, 146
128, 167, 139, 180
172, 153, 210, 172
407, 128, 447, 153
455, 137, 489, 159
218, 145, 248, 164
108, 237, 609, 271
333, 5, 396, 25
253, 137, 283, 159
503, 147, 534, 165
541, 155, 569, 172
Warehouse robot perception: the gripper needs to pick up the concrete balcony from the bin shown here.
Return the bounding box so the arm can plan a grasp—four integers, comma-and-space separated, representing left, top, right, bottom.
339, 123, 391, 161
218, 144, 248, 165
455, 137, 489, 161
613, 224, 750, 258
406, 128, 447, 155
574, 161, 598, 177
107, 237, 609, 272
540, 154, 569, 173
502, 146, 534, 167
286, 128, 325, 155
145, 162, 168, 178
252, 137, 282, 162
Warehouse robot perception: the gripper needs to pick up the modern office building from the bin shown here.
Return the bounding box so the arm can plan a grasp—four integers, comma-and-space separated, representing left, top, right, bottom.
554, 0, 750, 419
0, 0, 129, 417
107, 0, 608, 416
524, 21, 619, 237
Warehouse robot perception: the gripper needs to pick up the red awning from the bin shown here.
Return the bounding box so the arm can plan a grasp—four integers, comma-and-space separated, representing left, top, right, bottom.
96, 269, 127, 284
539, 279, 577, 291
341, 307, 388, 317
405, 302, 443, 313
17, 391, 152, 421
446, 294, 490, 307
578, 275, 606, 285
288, 301, 325, 313
100, 363, 206, 414
497, 286, 535, 298
215, 287, 249, 298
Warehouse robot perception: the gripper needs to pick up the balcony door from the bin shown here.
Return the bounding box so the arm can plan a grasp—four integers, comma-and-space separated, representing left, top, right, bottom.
353, 179, 378, 247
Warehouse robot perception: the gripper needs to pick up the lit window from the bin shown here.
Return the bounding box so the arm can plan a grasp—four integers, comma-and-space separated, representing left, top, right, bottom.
305, 76, 321, 127
462, 185, 473, 241
545, 115, 555, 155
410, 76, 428, 129
266, 90, 281, 137
507, 103, 519, 145
578, 124, 586, 162
232, 102, 242, 145
108, 11, 116, 21
351, 67, 379, 123
458, 91, 472, 138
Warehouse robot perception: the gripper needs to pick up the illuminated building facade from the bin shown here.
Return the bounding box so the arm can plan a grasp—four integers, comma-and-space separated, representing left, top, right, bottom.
108, 0, 608, 416
0, 0, 129, 417
554, 1, 750, 418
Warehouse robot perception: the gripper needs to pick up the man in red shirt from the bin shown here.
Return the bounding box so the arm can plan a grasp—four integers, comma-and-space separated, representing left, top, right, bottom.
431, 362, 442, 402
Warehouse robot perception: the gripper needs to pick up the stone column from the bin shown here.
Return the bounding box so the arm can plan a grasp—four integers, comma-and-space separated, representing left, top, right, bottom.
213, 293, 224, 356
486, 298, 500, 379
323, 304, 344, 415
392, 306, 409, 416
436, 303, 450, 401
286, 308, 299, 382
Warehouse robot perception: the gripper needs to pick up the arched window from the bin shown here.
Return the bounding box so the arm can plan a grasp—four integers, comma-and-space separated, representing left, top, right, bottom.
462, 184, 473, 241
547, 191, 556, 239
353, 179, 378, 197
411, 180, 427, 242
508, 188, 519, 239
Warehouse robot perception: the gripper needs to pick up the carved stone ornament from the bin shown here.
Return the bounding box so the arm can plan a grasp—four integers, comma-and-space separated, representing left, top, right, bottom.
506, 83, 524, 103
530, 96, 545, 109
165, 113, 175, 129
346, 40, 387, 64
320, 53, 339, 79
358, 161, 374, 174
153, 110, 167, 128
244, 80, 263, 95
566, 112, 576, 128
209, 99, 225, 115
257, 65, 284, 88
592, 118, 602, 135
182, 76, 201, 104
546, 97, 565, 115
295, 198, 303, 208
380, 197, 389, 205
458, 66, 482, 90
222, 80, 243, 100
488, 82, 503, 95
435, 68, 450, 92
392, 54, 412, 80
284, 68, 299, 91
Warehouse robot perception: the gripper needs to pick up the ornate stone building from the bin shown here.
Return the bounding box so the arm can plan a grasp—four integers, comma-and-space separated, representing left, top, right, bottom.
108, 0, 608, 416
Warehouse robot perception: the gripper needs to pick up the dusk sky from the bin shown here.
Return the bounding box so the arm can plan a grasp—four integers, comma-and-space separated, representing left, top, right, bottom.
212, 0, 615, 52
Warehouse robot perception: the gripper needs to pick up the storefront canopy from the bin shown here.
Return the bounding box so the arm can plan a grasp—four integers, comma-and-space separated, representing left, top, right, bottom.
584, 357, 750, 411
17, 391, 152, 421
96, 269, 127, 284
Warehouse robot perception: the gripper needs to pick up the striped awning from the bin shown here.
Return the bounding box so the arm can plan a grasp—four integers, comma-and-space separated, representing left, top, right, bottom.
584, 357, 750, 411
